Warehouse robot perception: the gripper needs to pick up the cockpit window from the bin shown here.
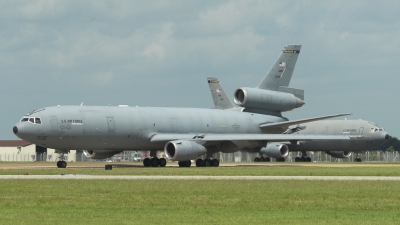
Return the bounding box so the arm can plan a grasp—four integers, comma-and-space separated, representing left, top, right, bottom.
20, 117, 41, 124
369, 127, 384, 133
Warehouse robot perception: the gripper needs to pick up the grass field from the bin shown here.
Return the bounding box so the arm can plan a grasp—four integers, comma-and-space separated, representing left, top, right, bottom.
1, 179, 400, 224
1, 162, 400, 176
1, 162, 400, 224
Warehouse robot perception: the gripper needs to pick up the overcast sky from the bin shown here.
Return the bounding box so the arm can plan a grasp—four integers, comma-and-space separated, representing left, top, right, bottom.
1, 0, 399, 140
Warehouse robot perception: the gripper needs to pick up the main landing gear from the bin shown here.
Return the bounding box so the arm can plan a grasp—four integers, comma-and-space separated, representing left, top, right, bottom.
254, 156, 271, 162
57, 153, 67, 168
176, 158, 220, 167
178, 161, 192, 167
354, 152, 362, 162
194, 158, 219, 167
142, 157, 167, 167
295, 151, 311, 162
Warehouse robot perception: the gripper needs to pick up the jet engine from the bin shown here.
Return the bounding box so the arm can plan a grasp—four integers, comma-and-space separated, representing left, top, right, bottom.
83, 150, 123, 159
164, 140, 207, 161
233, 87, 304, 112
259, 143, 289, 158
326, 151, 352, 158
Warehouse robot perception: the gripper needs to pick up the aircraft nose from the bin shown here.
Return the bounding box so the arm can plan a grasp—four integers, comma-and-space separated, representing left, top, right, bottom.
13, 126, 18, 134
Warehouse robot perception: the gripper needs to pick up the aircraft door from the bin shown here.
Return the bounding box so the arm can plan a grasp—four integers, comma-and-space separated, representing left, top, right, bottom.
358, 127, 369, 148
51, 116, 58, 132
358, 127, 364, 135
107, 117, 115, 133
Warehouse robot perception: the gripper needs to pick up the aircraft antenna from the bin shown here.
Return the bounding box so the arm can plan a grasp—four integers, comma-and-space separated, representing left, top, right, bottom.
80, 102, 83, 106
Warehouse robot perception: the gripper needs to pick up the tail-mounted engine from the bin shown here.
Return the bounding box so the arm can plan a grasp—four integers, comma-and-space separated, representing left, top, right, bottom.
164, 140, 207, 161
234, 87, 304, 112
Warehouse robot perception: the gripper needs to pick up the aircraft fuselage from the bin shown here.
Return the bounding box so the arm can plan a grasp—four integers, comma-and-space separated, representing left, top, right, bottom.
14, 105, 286, 151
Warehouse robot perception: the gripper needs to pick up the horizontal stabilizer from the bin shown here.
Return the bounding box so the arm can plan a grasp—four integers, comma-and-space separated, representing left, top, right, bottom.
259, 113, 351, 130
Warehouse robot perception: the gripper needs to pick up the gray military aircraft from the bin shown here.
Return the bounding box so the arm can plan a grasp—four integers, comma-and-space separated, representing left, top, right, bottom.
207, 44, 389, 162
12, 45, 389, 168
207, 77, 389, 162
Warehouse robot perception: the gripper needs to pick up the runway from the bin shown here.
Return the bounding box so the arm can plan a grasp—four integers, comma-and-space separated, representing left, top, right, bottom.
2, 162, 400, 169
1, 175, 400, 180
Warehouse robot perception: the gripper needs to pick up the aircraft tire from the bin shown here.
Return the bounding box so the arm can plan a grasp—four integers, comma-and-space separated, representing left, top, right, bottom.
211, 159, 219, 167
203, 159, 211, 167
306, 157, 311, 162
159, 158, 167, 167
150, 157, 159, 167
259, 157, 265, 162
184, 160, 191, 167
265, 157, 271, 162
254, 157, 260, 162
143, 158, 151, 167
57, 161, 67, 168
196, 159, 203, 167
105, 165, 112, 170
295, 157, 300, 162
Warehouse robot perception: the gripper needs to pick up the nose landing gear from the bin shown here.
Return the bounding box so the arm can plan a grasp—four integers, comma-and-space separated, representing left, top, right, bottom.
56, 153, 67, 168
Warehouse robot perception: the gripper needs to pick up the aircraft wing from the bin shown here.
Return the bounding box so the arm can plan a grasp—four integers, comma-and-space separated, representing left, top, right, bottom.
259, 113, 351, 130
150, 133, 350, 143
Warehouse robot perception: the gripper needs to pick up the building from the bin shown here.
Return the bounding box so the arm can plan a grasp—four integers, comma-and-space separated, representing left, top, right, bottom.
0, 140, 77, 162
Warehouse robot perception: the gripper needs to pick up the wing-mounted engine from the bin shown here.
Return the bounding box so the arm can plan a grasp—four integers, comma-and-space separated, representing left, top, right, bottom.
234, 87, 304, 112
164, 140, 207, 161
260, 143, 289, 158
326, 151, 352, 158
83, 150, 123, 159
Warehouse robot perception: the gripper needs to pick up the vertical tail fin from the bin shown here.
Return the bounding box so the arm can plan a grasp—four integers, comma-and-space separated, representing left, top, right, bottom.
207, 77, 234, 109
257, 45, 302, 91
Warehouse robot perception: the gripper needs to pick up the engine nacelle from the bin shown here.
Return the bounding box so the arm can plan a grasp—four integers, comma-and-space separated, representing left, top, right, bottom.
83, 150, 123, 159
164, 140, 207, 161
234, 87, 304, 112
260, 143, 289, 158
326, 151, 352, 158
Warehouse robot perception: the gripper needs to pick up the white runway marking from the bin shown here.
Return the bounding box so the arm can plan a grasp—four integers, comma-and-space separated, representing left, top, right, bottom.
1, 175, 400, 180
